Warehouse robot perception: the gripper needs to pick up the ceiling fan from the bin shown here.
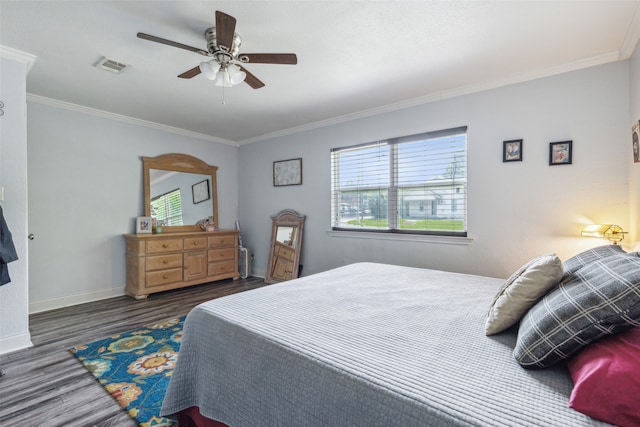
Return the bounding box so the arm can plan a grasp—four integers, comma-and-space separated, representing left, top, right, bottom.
137, 10, 297, 89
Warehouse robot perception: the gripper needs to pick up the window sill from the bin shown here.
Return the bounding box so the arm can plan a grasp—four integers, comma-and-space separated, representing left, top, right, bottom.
326, 229, 474, 245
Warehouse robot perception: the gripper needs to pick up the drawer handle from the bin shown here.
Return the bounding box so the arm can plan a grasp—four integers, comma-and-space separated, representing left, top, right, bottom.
163, 260, 168, 264
162, 243, 169, 248
194, 241, 199, 246
163, 274, 168, 279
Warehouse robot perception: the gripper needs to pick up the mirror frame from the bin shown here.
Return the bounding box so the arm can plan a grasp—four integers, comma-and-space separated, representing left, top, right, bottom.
143, 153, 218, 233
265, 209, 306, 284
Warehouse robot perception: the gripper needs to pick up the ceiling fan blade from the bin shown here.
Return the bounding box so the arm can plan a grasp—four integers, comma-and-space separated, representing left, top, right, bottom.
238, 53, 297, 65
178, 66, 202, 79
137, 32, 209, 56
215, 11, 236, 52
238, 66, 265, 89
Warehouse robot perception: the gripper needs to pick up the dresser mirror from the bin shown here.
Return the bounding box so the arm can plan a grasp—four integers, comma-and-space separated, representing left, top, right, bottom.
265, 209, 306, 284
143, 153, 218, 233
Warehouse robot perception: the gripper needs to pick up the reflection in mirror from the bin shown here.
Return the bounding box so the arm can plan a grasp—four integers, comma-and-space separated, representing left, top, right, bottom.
275, 226, 296, 247
265, 209, 306, 284
143, 153, 218, 233
149, 170, 213, 226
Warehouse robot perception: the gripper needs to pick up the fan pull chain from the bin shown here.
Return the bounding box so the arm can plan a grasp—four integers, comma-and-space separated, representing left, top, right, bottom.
221, 70, 227, 104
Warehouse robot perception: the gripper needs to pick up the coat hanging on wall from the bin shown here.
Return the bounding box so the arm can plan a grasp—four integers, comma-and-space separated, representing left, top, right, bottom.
0, 206, 18, 285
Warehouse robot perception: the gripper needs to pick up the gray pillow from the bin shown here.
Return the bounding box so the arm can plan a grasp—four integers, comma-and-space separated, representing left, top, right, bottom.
562, 244, 626, 280
514, 254, 640, 369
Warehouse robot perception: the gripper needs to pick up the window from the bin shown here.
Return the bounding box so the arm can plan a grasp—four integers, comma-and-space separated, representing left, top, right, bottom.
151, 188, 184, 226
330, 126, 467, 236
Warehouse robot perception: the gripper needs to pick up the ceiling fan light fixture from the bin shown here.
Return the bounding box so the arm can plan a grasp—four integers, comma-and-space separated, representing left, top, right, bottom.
199, 60, 220, 80
227, 64, 246, 85
214, 67, 232, 87
213, 64, 246, 87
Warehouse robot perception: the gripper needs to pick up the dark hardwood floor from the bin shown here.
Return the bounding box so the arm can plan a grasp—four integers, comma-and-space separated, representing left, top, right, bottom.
0, 277, 268, 427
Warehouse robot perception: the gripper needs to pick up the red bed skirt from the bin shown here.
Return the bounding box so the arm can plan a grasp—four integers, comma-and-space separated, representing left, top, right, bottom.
175, 406, 230, 427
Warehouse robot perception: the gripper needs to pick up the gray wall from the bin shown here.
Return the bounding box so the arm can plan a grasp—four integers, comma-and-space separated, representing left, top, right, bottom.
19, 54, 640, 315
26, 101, 239, 312
239, 61, 634, 280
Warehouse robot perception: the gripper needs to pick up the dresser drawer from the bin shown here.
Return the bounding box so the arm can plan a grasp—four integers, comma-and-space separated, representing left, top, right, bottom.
184, 237, 207, 251
146, 254, 183, 271
208, 248, 236, 262
146, 239, 183, 254
146, 268, 183, 287
208, 259, 237, 276
208, 235, 237, 248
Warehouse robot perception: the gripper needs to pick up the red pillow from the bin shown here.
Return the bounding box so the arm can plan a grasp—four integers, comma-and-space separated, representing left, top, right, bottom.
566, 326, 640, 427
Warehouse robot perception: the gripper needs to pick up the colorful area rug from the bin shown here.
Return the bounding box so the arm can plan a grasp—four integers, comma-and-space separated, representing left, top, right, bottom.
69, 316, 185, 427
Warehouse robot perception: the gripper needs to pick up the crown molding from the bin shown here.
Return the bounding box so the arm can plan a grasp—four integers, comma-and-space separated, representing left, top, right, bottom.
238, 51, 623, 145
26, 94, 237, 146
0, 45, 37, 72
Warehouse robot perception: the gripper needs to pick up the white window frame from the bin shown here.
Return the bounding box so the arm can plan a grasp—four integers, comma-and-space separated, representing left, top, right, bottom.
330, 126, 467, 237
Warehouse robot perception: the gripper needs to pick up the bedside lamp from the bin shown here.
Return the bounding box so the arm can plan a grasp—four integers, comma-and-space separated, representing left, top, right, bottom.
581, 224, 627, 245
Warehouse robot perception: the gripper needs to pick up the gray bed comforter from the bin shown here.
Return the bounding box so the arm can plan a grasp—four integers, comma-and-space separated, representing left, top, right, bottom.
161, 262, 609, 426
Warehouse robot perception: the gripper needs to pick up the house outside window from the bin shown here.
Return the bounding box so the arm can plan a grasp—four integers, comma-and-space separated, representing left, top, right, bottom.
330, 126, 467, 236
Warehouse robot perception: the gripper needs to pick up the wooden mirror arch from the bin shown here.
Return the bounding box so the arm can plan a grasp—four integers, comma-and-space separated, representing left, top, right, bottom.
265, 209, 306, 284
142, 153, 218, 233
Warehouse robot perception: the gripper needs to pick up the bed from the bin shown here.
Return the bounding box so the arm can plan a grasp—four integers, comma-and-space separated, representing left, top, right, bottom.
158, 256, 640, 426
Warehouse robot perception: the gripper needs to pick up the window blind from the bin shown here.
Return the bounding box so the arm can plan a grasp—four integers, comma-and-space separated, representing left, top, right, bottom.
151, 188, 184, 226
330, 126, 467, 236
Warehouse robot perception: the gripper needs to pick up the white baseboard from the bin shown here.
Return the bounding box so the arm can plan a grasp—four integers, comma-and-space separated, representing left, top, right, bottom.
29, 286, 126, 314
0, 332, 33, 355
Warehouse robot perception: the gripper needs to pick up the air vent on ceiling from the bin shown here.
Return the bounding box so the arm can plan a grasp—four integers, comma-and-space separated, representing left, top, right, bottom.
95, 57, 130, 73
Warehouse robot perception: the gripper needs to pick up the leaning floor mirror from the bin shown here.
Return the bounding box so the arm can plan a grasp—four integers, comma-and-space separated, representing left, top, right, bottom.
265, 209, 306, 284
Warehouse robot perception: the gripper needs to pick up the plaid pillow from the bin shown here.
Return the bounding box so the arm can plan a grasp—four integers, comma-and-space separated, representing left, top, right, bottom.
514, 254, 640, 369
562, 244, 626, 280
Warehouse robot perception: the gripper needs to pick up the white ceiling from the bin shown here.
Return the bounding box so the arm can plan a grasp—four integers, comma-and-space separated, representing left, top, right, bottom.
2, 1, 639, 145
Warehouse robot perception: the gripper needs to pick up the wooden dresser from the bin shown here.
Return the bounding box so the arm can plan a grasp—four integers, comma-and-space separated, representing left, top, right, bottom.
124, 230, 240, 299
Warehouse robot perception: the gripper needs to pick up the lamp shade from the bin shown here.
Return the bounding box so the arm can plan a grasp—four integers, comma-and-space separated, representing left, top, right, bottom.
214, 68, 232, 87
199, 61, 220, 80
581, 224, 626, 244
227, 64, 246, 85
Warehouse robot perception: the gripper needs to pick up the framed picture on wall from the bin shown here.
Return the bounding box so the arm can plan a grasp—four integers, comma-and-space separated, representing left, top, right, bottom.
273, 158, 302, 186
633, 120, 639, 163
192, 179, 210, 204
549, 141, 572, 165
136, 216, 152, 234
503, 139, 522, 162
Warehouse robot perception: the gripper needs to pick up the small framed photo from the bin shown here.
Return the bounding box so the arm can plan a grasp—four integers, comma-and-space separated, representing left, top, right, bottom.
632, 120, 639, 163
273, 158, 302, 186
549, 141, 572, 165
503, 139, 522, 162
136, 216, 152, 234
192, 179, 210, 204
